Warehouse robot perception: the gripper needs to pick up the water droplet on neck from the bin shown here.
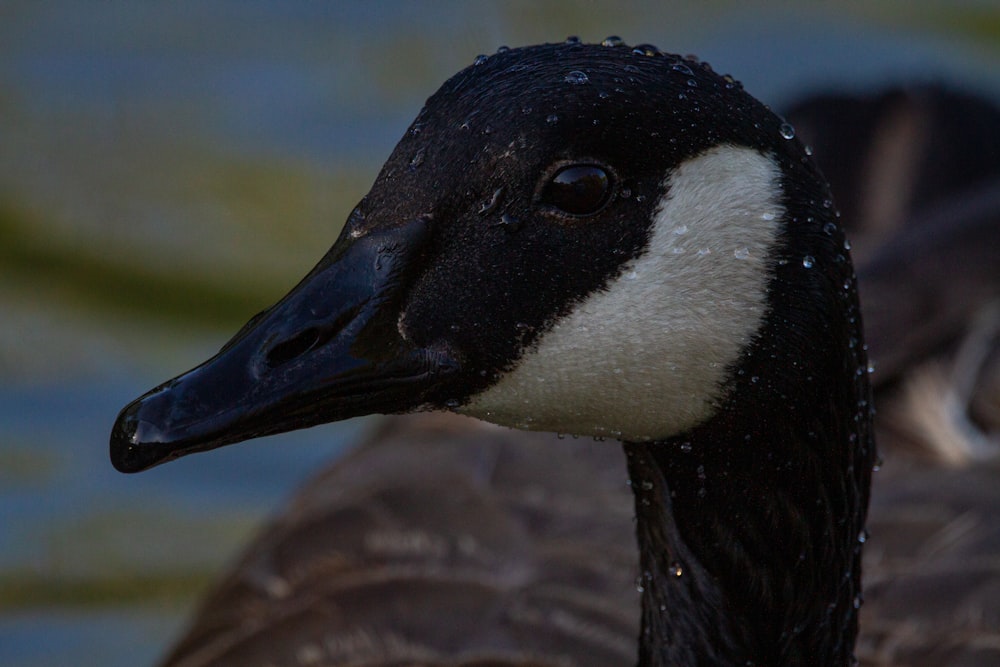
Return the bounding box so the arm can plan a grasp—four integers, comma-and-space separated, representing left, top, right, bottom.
546, 114, 559, 125
565, 70, 589, 85
734, 247, 750, 260
479, 187, 504, 215
802, 255, 815, 268
779, 122, 796, 140
497, 213, 521, 232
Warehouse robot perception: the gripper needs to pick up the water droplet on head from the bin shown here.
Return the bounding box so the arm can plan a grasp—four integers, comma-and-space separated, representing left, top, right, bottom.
672, 63, 694, 76
601, 35, 624, 47
779, 122, 796, 140
632, 43, 660, 56
546, 114, 559, 125
473, 54, 488, 66
408, 148, 425, 169
761, 212, 776, 221
496, 45, 510, 54
804, 145, 814, 156
686, 78, 698, 88
565, 70, 589, 85
565, 35, 581, 44
734, 247, 750, 260
802, 255, 815, 269
823, 222, 837, 236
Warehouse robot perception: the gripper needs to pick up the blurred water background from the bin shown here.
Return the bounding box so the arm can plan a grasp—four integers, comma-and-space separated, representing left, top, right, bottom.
1, 2, 998, 666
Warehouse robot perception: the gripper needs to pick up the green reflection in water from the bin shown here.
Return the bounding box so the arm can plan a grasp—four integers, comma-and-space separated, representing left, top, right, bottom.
0, 570, 210, 611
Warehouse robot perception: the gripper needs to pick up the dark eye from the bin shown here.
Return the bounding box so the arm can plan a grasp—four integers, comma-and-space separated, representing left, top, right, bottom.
541, 164, 612, 216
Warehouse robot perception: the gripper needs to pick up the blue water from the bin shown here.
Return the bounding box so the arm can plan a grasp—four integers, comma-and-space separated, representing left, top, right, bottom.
0, 376, 365, 667
1, 3, 997, 666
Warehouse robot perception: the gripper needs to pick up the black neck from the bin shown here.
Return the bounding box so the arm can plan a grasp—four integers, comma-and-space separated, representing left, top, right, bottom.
623, 219, 875, 665
625, 388, 872, 665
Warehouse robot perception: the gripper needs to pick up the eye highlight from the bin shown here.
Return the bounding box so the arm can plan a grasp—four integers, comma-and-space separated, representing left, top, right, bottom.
541, 164, 612, 216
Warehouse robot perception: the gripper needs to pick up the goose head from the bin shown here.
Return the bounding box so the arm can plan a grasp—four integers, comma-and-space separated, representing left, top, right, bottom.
111, 40, 874, 666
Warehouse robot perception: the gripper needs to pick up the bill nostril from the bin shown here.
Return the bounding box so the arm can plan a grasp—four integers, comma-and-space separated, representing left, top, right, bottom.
262, 305, 367, 370
265, 328, 321, 368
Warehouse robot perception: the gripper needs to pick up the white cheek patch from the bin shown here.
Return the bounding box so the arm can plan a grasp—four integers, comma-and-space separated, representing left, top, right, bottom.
460, 145, 784, 441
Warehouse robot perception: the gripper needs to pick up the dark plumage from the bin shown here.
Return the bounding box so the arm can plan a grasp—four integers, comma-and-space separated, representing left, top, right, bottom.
109, 44, 1000, 667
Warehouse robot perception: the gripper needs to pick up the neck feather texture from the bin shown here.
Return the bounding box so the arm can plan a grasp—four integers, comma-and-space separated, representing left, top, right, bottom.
623, 209, 875, 665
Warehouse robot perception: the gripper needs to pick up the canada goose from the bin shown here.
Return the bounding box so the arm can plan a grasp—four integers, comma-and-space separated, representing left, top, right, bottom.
112, 39, 878, 665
